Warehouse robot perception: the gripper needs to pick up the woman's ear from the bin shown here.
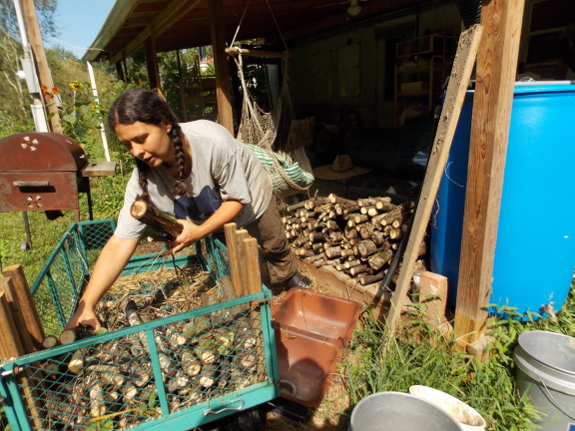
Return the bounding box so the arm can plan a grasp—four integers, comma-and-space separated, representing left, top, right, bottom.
162, 118, 172, 134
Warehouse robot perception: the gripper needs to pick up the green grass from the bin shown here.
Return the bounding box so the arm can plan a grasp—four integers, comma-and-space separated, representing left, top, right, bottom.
342, 290, 575, 431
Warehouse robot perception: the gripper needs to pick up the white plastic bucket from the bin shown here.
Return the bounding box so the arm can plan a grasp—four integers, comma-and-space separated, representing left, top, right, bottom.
514, 330, 575, 431
409, 385, 486, 431
348, 391, 464, 430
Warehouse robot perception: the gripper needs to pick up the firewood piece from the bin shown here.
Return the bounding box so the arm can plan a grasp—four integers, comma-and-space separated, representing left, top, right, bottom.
360, 206, 376, 215
344, 259, 362, 269
286, 201, 307, 212
357, 240, 378, 257
371, 230, 386, 246
368, 250, 394, 271
312, 243, 324, 253
42, 335, 59, 349
358, 198, 377, 207
295, 248, 314, 257
349, 264, 369, 277
360, 272, 385, 285
324, 246, 342, 259
130, 197, 183, 240
2, 265, 45, 352
389, 228, 403, 240
59, 327, 82, 345
353, 214, 369, 225
359, 223, 376, 240
87, 364, 125, 386
329, 231, 344, 243
375, 198, 394, 212
309, 232, 327, 243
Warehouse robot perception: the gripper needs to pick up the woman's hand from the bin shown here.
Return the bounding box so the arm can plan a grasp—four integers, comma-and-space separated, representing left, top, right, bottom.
166, 200, 245, 254
65, 300, 101, 330
168, 219, 204, 254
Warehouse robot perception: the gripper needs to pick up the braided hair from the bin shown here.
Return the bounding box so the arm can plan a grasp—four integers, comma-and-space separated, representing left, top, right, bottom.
108, 88, 188, 200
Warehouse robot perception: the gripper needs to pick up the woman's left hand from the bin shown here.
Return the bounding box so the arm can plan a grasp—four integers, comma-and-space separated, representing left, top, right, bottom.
164, 200, 245, 254
167, 219, 204, 254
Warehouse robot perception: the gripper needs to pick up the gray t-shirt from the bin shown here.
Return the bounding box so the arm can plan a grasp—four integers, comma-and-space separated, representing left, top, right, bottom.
114, 120, 273, 239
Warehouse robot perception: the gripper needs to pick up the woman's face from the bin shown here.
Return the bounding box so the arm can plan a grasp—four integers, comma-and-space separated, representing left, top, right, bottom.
115, 120, 174, 168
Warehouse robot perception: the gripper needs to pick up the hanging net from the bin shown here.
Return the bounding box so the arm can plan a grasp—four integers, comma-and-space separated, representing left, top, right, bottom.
234, 54, 314, 195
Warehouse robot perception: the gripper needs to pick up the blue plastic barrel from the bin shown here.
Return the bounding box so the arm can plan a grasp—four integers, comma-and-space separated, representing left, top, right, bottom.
430, 83, 575, 318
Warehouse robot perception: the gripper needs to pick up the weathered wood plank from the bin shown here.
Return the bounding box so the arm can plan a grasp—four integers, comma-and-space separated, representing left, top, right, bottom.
455, 0, 526, 345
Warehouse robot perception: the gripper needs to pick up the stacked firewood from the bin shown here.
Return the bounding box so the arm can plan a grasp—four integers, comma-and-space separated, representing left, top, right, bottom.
282, 194, 423, 287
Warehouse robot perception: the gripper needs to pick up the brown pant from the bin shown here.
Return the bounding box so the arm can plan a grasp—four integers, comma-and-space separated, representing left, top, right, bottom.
214, 195, 297, 285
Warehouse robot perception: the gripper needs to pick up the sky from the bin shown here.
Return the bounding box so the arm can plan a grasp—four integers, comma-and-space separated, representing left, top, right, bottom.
45, 0, 117, 60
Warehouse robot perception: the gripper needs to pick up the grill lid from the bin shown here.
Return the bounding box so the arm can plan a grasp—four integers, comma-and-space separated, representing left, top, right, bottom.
0, 132, 87, 173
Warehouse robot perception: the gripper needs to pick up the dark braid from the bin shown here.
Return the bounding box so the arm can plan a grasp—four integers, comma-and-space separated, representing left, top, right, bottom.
108, 88, 189, 198
135, 159, 150, 201
170, 123, 188, 196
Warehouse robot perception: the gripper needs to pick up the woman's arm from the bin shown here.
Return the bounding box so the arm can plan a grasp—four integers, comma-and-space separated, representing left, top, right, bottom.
168, 200, 245, 254
65, 235, 140, 330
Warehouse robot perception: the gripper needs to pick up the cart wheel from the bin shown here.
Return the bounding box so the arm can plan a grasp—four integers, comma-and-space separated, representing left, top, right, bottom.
204, 406, 266, 431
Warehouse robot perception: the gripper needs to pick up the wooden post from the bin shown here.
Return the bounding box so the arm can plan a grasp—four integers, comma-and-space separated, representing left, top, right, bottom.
145, 35, 161, 91
208, 0, 234, 134
383, 25, 484, 342
20, 0, 61, 133
455, 0, 526, 346
235, 229, 250, 296
0, 292, 46, 429
0, 277, 36, 355
243, 237, 262, 295
2, 264, 45, 352
224, 223, 243, 297
0, 292, 25, 359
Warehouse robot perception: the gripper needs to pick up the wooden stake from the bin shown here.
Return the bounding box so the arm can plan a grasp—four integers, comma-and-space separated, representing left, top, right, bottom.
2, 264, 45, 352
224, 223, 244, 297
243, 237, 262, 295
0, 276, 36, 355
236, 229, 250, 296
384, 25, 484, 345
0, 292, 46, 429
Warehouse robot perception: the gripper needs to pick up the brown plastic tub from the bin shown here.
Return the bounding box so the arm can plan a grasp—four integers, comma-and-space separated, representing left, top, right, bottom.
272, 288, 363, 407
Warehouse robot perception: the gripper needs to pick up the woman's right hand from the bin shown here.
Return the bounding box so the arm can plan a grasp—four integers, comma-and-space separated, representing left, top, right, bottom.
65, 300, 101, 330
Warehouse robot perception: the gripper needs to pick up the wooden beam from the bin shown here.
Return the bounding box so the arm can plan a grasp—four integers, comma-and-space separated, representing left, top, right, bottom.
225, 47, 290, 59
455, 0, 526, 345
145, 34, 160, 90
209, 0, 234, 134
20, 0, 61, 133
111, 0, 203, 65
383, 25, 484, 341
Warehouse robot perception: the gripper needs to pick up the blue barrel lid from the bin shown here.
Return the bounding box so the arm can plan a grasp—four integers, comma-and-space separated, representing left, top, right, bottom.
513, 80, 575, 95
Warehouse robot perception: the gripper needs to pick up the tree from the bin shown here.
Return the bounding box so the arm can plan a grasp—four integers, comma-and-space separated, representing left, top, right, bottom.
0, 0, 58, 41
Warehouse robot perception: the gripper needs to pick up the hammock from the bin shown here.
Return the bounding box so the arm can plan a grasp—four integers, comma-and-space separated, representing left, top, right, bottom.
230, 1, 314, 196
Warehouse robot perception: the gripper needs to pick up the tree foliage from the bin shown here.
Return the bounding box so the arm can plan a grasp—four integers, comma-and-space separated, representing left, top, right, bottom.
0, 0, 59, 40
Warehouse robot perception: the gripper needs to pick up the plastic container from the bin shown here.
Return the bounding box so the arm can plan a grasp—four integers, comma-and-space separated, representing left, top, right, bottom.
409, 385, 486, 431
430, 83, 575, 317
348, 391, 464, 431
514, 330, 575, 431
272, 288, 362, 407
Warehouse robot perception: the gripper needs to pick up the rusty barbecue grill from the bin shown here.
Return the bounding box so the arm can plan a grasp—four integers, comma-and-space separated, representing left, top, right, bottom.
0, 132, 92, 222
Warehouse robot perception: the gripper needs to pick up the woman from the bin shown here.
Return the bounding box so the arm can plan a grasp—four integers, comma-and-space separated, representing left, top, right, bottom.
66, 88, 309, 330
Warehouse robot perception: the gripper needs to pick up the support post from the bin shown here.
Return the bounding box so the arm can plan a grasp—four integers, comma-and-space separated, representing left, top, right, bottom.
208, 0, 234, 134
145, 35, 161, 91
454, 0, 526, 345
20, 0, 61, 133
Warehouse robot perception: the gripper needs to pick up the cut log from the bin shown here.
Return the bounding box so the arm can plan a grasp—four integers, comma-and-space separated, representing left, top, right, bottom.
130, 197, 183, 240
357, 240, 378, 257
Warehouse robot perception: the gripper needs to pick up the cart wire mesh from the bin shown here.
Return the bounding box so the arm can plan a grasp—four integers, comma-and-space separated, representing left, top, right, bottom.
2, 220, 278, 431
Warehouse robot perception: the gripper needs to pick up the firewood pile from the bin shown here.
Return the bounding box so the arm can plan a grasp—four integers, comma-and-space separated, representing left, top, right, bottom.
282, 194, 427, 287
32, 266, 268, 430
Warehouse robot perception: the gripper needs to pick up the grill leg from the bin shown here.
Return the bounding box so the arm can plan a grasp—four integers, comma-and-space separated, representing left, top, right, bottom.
21, 212, 32, 250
